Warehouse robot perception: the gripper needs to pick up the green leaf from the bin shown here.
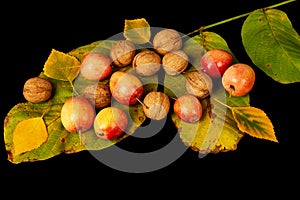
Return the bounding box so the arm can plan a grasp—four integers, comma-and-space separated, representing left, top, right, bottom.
241, 8, 300, 84
124, 18, 151, 44
43, 49, 81, 82
164, 73, 189, 100
231, 106, 278, 142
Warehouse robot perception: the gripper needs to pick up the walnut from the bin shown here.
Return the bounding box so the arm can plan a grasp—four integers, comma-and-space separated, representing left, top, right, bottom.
82, 83, 111, 109
152, 29, 182, 55
185, 71, 213, 99
132, 50, 161, 76
109, 40, 136, 67
142, 91, 170, 120
23, 77, 53, 103
162, 50, 189, 75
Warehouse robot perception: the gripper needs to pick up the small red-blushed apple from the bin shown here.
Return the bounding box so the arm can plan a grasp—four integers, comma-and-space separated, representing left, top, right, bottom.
222, 63, 255, 97
200, 49, 233, 78
93, 106, 128, 140
61, 97, 95, 133
173, 94, 202, 123
109, 71, 144, 105
80, 52, 113, 81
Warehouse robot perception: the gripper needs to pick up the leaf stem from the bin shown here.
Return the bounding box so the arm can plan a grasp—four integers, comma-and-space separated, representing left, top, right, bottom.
213, 98, 232, 110
69, 80, 80, 96
41, 100, 51, 119
267, 0, 296, 9
186, 0, 296, 36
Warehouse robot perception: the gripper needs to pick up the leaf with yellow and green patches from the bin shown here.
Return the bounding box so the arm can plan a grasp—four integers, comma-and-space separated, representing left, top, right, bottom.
124, 18, 151, 44
231, 106, 277, 142
43, 49, 81, 82
171, 85, 249, 155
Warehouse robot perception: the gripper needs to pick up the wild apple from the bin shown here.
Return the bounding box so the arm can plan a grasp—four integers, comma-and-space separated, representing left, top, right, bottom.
200, 49, 233, 78
61, 97, 95, 133
222, 63, 255, 97
109, 71, 144, 105
93, 106, 128, 140
173, 94, 202, 123
80, 52, 113, 81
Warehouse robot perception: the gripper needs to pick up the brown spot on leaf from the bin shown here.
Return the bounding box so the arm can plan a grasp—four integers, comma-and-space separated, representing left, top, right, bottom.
7, 151, 13, 162
266, 63, 271, 68
4, 115, 9, 127
139, 116, 144, 122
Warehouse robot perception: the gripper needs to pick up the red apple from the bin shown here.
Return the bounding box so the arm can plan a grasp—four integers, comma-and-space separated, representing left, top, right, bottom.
109, 71, 144, 105
61, 97, 95, 133
93, 106, 128, 140
200, 49, 233, 78
222, 63, 255, 97
80, 52, 113, 81
173, 94, 202, 123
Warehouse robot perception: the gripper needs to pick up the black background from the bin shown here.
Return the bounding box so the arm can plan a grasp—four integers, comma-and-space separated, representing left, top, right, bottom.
1, 0, 299, 195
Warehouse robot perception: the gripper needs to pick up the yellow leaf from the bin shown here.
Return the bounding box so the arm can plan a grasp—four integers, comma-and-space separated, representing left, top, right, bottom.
43, 49, 81, 81
13, 117, 48, 155
231, 106, 278, 143
124, 18, 151, 44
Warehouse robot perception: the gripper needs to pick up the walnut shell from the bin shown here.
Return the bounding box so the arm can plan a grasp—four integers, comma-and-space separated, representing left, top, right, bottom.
132, 50, 161, 76
109, 40, 136, 67
23, 77, 52, 103
153, 29, 182, 55
186, 71, 213, 99
83, 83, 111, 109
142, 91, 170, 120
162, 50, 189, 75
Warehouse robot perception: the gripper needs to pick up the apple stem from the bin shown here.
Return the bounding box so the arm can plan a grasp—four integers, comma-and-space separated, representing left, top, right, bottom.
169, 96, 177, 101
79, 130, 83, 145
136, 97, 149, 109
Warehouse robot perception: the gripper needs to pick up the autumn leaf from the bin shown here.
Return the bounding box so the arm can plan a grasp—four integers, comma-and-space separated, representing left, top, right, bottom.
124, 18, 151, 44
13, 117, 48, 155
43, 49, 81, 82
68, 40, 117, 61
231, 106, 278, 142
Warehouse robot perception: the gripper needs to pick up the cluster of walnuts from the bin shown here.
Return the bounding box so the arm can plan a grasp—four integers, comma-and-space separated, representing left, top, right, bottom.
109, 28, 189, 76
